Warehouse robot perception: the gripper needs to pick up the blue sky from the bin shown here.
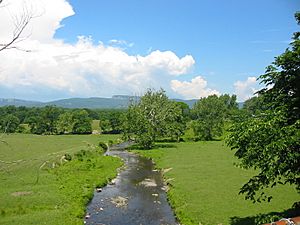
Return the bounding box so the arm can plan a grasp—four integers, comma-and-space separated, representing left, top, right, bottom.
0, 0, 299, 101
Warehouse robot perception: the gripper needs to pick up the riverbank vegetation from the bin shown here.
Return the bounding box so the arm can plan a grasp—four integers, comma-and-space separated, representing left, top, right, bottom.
0, 134, 122, 225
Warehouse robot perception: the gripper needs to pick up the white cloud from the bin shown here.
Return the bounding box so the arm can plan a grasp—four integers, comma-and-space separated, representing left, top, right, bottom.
170, 76, 220, 99
0, 0, 74, 43
109, 39, 134, 48
234, 76, 258, 101
0, 0, 195, 100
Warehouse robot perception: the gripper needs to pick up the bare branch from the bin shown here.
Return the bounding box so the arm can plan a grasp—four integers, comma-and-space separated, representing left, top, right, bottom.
0, 1, 41, 52
0, 14, 32, 51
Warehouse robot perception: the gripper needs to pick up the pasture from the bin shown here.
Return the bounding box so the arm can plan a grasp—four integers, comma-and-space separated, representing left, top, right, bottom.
0, 134, 122, 225
135, 141, 299, 225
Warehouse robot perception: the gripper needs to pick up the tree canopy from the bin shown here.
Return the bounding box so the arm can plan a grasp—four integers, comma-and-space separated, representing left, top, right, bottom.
190, 94, 237, 141
122, 89, 184, 149
226, 12, 300, 202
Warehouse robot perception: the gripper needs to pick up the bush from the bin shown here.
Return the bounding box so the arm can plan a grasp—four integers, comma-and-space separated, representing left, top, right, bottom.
108, 140, 114, 146
98, 142, 108, 151
64, 153, 72, 161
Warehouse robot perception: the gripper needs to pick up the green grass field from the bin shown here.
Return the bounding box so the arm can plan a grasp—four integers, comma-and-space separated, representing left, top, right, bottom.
0, 134, 122, 225
135, 141, 299, 225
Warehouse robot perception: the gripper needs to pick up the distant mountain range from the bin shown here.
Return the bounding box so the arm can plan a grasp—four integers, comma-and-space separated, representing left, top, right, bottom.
0, 95, 199, 109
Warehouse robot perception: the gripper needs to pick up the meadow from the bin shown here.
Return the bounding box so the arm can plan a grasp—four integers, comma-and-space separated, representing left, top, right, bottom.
135, 141, 299, 225
0, 134, 122, 225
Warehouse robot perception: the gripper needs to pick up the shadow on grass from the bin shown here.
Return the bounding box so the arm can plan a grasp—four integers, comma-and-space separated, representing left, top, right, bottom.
230, 203, 300, 225
154, 143, 177, 149
156, 138, 184, 143
127, 143, 177, 150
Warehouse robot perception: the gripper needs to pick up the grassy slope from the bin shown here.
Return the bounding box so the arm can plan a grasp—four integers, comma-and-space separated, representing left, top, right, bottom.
135, 141, 299, 225
0, 134, 122, 225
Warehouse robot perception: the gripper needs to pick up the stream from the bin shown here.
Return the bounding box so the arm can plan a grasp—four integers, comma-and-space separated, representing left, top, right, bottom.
85, 143, 177, 225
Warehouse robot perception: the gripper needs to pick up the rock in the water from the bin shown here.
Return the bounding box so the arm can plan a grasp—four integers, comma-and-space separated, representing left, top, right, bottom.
139, 178, 157, 187
111, 196, 128, 208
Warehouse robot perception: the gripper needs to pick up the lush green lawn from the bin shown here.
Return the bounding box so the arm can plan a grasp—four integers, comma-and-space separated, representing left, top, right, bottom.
135, 141, 299, 225
0, 134, 122, 225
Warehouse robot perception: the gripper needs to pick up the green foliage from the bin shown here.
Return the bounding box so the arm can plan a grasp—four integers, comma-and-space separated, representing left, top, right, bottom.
98, 141, 108, 151
108, 140, 114, 146
97, 109, 125, 134
56, 111, 74, 134
243, 95, 267, 115
0, 106, 126, 135
64, 153, 72, 161
123, 89, 184, 149
72, 110, 92, 134
227, 111, 300, 202
0, 114, 20, 133
100, 119, 112, 133
227, 13, 300, 202
191, 95, 227, 140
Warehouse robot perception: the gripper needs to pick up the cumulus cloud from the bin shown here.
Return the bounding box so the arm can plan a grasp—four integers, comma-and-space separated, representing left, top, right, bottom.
0, 0, 75, 43
0, 0, 195, 100
234, 76, 258, 101
170, 76, 220, 99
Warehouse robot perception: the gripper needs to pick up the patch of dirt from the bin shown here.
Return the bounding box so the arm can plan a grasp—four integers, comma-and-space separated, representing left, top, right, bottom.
11, 191, 32, 197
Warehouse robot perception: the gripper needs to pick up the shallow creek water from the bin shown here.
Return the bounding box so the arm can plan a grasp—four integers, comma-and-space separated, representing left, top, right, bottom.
85, 143, 177, 225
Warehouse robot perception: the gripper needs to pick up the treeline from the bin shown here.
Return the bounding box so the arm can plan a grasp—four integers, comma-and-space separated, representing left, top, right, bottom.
0, 106, 125, 134
122, 89, 240, 149
1, 93, 249, 140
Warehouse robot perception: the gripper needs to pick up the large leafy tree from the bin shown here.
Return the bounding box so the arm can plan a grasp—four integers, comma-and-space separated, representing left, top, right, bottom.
191, 95, 227, 140
0, 114, 20, 133
227, 12, 300, 202
71, 110, 92, 134
242, 95, 267, 116
56, 111, 74, 134
28, 106, 62, 134
123, 89, 184, 149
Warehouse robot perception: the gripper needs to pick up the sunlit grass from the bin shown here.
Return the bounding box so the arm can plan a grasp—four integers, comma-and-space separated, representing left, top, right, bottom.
135, 141, 299, 225
0, 134, 122, 225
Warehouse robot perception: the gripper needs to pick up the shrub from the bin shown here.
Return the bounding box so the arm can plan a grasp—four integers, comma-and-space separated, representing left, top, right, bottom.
108, 140, 114, 146
98, 142, 108, 151
64, 153, 72, 161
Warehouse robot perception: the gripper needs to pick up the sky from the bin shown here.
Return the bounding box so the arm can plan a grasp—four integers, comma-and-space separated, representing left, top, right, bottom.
0, 0, 299, 102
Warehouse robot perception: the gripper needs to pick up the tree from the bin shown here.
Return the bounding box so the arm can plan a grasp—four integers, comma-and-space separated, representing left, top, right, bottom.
123, 89, 184, 149
56, 111, 73, 134
0, 114, 20, 133
0, 1, 35, 52
72, 110, 92, 134
191, 95, 227, 140
27, 106, 61, 134
242, 95, 266, 116
226, 12, 300, 202
100, 119, 111, 133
